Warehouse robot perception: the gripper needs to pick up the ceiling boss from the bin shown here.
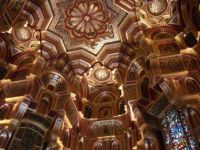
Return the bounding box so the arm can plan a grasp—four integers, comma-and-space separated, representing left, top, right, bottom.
65, 0, 109, 39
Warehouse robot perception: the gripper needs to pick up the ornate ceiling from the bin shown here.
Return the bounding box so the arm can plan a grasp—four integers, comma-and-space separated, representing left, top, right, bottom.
49, 0, 127, 55
0, 0, 183, 73
0, 0, 200, 150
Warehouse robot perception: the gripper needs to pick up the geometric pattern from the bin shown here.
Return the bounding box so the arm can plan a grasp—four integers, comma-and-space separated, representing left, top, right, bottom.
49, 0, 128, 55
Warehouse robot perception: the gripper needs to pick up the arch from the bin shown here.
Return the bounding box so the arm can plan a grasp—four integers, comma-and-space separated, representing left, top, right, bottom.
38, 99, 49, 114
11, 67, 30, 81
144, 138, 158, 150
119, 100, 125, 114
11, 52, 37, 67
92, 90, 120, 104
0, 104, 9, 119
63, 129, 70, 147
40, 71, 69, 93
161, 106, 199, 149
157, 40, 180, 55
0, 35, 10, 59
184, 107, 200, 142
9, 127, 44, 149
124, 56, 147, 83
140, 77, 150, 98
88, 120, 124, 137
8, 112, 52, 149
185, 77, 200, 94
98, 106, 113, 118
131, 108, 144, 126
179, 0, 199, 33
16, 102, 28, 119
144, 25, 181, 40
192, 6, 200, 30
111, 140, 121, 150
93, 141, 103, 150
0, 130, 9, 148
0, 63, 8, 79
143, 132, 160, 150
97, 95, 113, 104
84, 105, 92, 118
184, 32, 197, 47
185, 108, 200, 129
38, 92, 53, 114
180, 76, 200, 95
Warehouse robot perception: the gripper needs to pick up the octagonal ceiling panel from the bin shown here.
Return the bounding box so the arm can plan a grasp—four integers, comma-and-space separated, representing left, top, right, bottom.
48, 0, 129, 55
138, 0, 180, 28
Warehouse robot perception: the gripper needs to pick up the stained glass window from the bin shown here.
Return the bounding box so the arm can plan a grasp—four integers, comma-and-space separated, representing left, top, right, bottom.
161, 107, 198, 150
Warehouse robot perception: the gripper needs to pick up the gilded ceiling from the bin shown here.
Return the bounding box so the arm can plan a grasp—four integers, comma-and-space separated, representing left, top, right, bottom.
0, 0, 182, 71
49, 0, 126, 55
0, 0, 200, 150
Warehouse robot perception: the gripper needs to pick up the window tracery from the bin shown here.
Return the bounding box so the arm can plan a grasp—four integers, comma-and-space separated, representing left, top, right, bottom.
161, 107, 198, 150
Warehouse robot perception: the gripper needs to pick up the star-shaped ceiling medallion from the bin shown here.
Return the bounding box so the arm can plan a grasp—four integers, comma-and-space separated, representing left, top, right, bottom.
48, 0, 128, 55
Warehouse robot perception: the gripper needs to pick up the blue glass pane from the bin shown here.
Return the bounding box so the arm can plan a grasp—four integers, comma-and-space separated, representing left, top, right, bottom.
161, 107, 198, 150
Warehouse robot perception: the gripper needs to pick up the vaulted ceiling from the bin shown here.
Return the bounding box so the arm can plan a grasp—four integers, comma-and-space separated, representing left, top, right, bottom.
0, 0, 200, 150
0, 0, 186, 76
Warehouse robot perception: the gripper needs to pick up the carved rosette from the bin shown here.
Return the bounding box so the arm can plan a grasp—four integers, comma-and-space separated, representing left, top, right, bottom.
65, 0, 109, 39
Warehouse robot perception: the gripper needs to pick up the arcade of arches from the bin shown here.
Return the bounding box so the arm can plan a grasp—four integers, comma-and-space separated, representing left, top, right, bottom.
0, 0, 200, 150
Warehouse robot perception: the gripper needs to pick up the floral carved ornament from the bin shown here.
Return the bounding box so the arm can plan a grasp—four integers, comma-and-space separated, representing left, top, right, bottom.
65, 0, 109, 39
